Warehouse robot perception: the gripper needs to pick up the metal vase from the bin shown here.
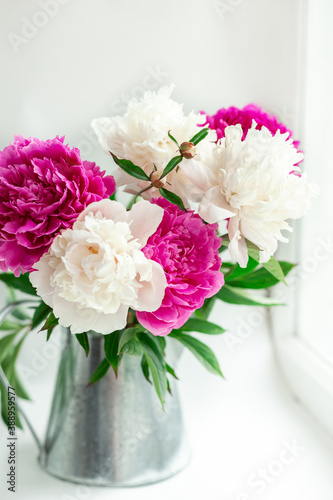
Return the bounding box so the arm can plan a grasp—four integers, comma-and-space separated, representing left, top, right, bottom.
38, 330, 191, 486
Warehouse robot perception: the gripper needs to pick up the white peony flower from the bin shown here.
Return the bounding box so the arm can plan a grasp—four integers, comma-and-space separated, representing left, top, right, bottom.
195, 123, 318, 267
29, 200, 167, 334
91, 84, 216, 205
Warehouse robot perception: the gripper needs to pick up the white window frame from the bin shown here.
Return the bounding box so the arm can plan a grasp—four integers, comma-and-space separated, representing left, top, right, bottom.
271, 0, 333, 437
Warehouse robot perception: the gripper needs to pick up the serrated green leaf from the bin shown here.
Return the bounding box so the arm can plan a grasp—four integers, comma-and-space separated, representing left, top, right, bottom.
168, 130, 180, 147
0, 273, 37, 296
169, 331, 223, 377
75, 332, 90, 357
104, 330, 124, 377
217, 284, 284, 306
227, 262, 296, 289
190, 127, 210, 146
88, 358, 110, 386
110, 153, 150, 181
159, 187, 186, 212
32, 301, 52, 330
137, 331, 167, 408
174, 317, 225, 335
160, 155, 182, 180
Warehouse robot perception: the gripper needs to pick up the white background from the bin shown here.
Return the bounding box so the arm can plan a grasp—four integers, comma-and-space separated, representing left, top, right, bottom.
0, 0, 333, 499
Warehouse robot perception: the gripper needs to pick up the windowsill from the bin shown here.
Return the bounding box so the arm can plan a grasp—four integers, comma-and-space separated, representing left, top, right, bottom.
1, 308, 333, 500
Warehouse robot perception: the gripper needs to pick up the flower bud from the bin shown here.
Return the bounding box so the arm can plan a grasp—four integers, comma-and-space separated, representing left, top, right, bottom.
179, 141, 196, 159
150, 170, 166, 188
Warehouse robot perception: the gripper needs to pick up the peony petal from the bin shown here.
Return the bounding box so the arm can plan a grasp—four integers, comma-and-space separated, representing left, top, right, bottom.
136, 260, 167, 312
228, 216, 248, 268
77, 199, 127, 223
180, 157, 211, 193
89, 304, 129, 335
29, 256, 55, 307
127, 200, 164, 247
198, 186, 236, 224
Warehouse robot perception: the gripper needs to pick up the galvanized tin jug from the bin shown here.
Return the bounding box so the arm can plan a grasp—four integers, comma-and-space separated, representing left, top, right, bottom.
0, 302, 191, 487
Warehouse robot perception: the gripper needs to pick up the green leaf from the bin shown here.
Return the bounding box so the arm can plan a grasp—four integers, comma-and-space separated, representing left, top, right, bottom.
75, 332, 90, 357
159, 187, 186, 211
0, 273, 37, 296
137, 331, 167, 408
46, 328, 54, 341
39, 312, 59, 332
109, 191, 117, 201
190, 127, 210, 146
245, 241, 286, 284
227, 262, 296, 289
166, 363, 179, 380
32, 301, 52, 330
174, 317, 225, 335
225, 257, 259, 282
118, 327, 143, 357
1, 335, 30, 401
217, 284, 284, 306
168, 130, 180, 147
0, 380, 23, 429
169, 331, 223, 377
9, 369, 30, 400
104, 330, 124, 377
160, 155, 182, 180
110, 153, 150, 181
156, 336, 166, 354
0, 319, 21, 331
88, 358, 110, 386
0, 333, 17, 363
195, 297, 216, 320
261, 257, 287, 285
140, 355, 152, 384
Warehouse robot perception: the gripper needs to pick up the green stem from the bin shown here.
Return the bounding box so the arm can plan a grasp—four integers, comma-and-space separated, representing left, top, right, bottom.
127, 185, 154, 210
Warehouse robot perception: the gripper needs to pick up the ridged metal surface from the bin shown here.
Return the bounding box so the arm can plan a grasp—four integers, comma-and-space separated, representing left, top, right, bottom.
39, 331, 191, 486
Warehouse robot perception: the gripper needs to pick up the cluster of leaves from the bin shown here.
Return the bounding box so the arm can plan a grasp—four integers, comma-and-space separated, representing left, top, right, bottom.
110, 128, 210, 212
0, 273, 58, 429
85, 314, 225, 409
195, 237, 295, 320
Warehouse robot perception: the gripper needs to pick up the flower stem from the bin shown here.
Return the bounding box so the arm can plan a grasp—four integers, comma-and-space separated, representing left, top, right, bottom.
127, 185, 153, 210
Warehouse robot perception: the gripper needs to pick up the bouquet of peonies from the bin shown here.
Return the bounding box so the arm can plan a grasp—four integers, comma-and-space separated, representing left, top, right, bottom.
0, 85, 317, 413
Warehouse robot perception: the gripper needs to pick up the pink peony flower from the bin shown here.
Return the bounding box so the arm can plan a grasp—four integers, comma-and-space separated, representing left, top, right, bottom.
136, 198, 224, 336
202, 104, 301, 153
0, 135, 116, 276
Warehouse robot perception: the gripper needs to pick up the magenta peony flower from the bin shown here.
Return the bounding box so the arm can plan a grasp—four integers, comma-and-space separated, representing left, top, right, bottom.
202, 104, 301, 153
136, 198, 224, 336
0, 135, 116, 276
